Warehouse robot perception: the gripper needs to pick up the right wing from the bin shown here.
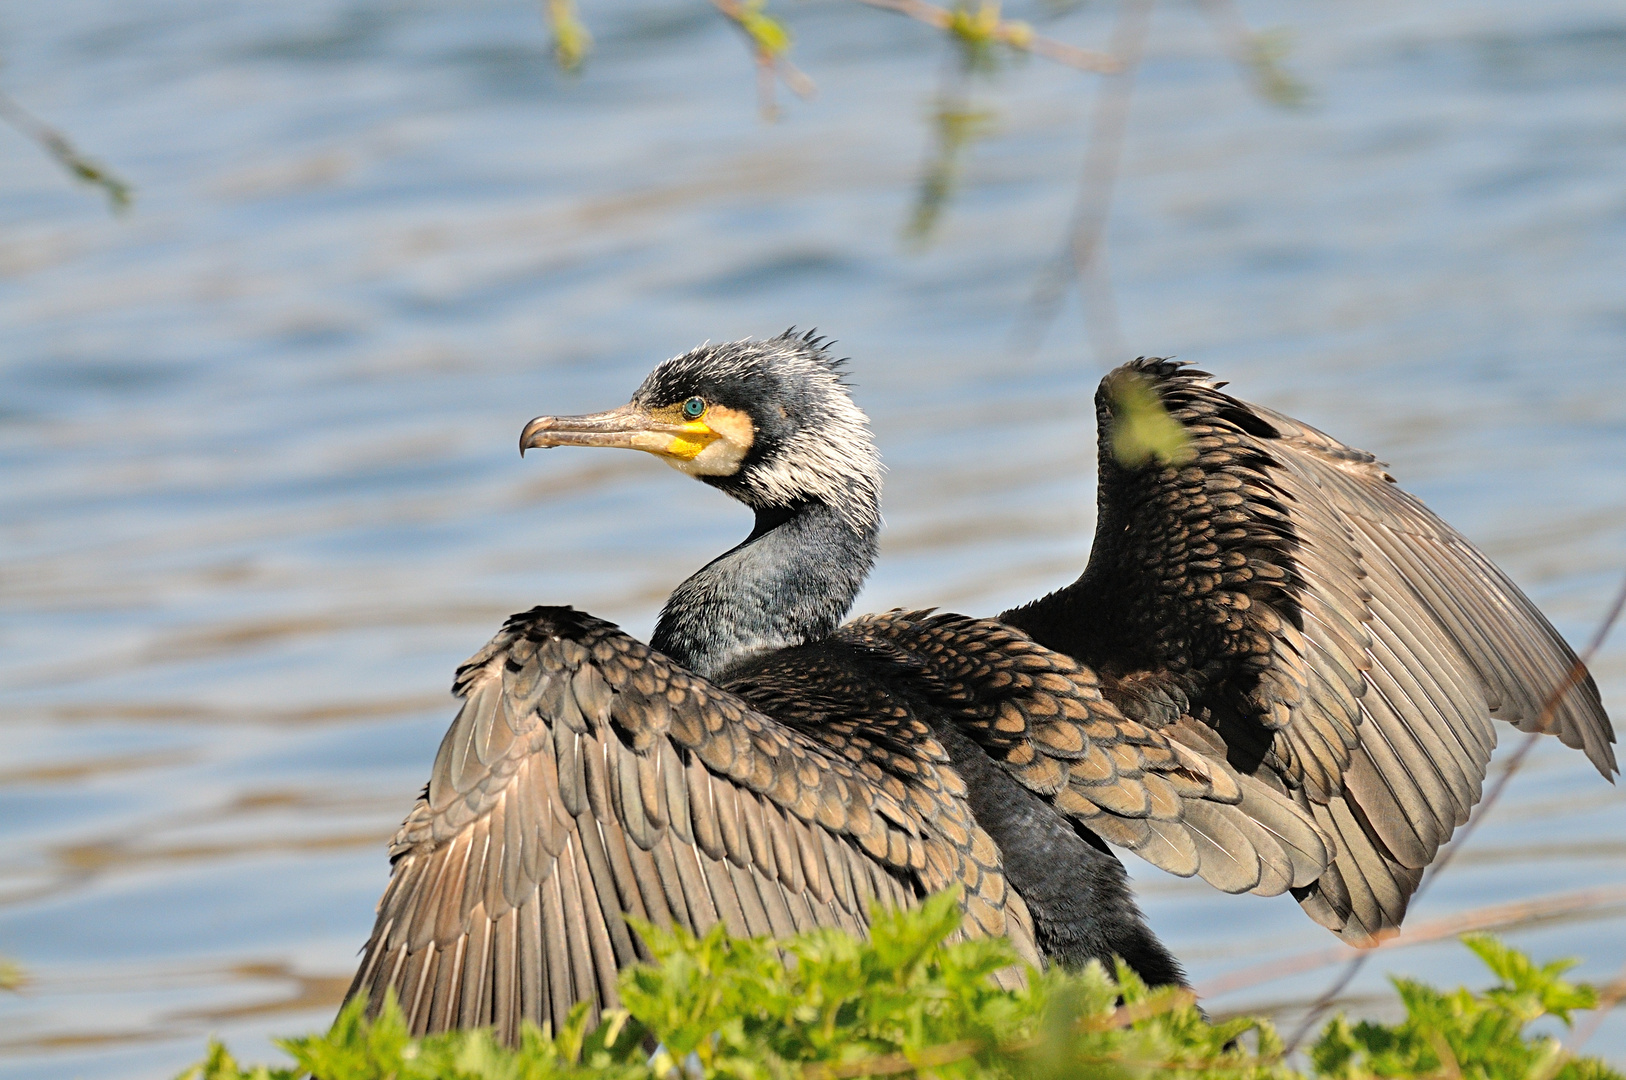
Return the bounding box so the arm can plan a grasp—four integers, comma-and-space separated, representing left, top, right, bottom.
344, 606, 1032, 1044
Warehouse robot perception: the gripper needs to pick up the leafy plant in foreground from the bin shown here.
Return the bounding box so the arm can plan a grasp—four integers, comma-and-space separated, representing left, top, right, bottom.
1312, 934, 1615, 1080
177, 893, 1622, 1080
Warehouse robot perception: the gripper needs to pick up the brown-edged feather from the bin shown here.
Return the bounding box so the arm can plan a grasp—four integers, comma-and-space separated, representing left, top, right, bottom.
1002, 359, 1615, 944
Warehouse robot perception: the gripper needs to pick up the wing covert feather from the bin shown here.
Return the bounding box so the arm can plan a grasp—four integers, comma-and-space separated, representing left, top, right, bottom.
843, 611, 1330, 896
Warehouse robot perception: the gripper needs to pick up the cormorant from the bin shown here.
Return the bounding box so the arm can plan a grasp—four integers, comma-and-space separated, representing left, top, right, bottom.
344, 331, 1615, 1042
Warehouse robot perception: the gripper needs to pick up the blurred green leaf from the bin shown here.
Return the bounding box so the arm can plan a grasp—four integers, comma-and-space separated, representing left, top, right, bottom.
1106, 371, 1194, 468
947, 0, 1008, 72
736, 0, 792, 58
905, 96, 997, 244
1243, 27, 1308, 109
545, 0, 593, 71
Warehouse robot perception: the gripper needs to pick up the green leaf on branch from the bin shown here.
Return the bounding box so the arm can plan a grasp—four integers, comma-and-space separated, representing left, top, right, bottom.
1462, 933, 1598, 1025
946, 0, 1006, 72
1310, 934, 1620, 1080
735, 0, 792, 59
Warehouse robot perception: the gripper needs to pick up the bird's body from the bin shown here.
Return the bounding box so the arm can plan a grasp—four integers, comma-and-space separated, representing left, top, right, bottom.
344, 333, 1614, 1042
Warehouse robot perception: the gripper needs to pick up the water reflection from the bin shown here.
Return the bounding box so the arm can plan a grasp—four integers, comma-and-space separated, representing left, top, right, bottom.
2, 0, 1624, 1075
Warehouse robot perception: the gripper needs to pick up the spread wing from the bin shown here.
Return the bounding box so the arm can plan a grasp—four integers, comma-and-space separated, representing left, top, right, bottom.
344, 606, 1036, 1043
1002, 359, 1615, 945
843, 611, 1331, 898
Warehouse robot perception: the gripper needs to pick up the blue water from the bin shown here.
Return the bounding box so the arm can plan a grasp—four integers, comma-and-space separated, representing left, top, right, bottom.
2, 0, 1624, 1074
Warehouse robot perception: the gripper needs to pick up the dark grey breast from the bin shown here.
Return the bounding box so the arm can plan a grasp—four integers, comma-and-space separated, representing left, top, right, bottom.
1002, 359, 1616, 945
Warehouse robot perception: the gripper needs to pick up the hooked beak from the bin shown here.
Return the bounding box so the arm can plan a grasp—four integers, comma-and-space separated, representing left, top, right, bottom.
519, 403, 716, 460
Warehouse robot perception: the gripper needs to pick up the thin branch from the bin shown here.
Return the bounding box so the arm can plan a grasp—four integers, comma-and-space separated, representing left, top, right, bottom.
1084, 987, 1200, 1029
1198, 884, 1626, 1001
803, 1038, 983, 1078
709, 0, 816, 120
1569, 970, 1626, 1052
1011, 0, 1152, 363
0, 88, 131, 213
853, 0, 1121, 73
706, 0, 1113, 124
1277, 569, 1626, 1051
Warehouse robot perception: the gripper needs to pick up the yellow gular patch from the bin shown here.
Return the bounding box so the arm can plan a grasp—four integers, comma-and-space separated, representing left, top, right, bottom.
638, 402, 716, 461
674, 403, 754, 477
665, 420, 717, 461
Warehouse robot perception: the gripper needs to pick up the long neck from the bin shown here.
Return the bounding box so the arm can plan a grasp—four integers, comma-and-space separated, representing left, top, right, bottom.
651, 499, 878, 680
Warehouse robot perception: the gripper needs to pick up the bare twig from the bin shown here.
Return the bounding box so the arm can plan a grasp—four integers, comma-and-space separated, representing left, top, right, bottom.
853, 0, 1121, 73
1569, 969, 1626, 1051
1278, 570, 1626, 1051
1011, 0, 1152, 364
1426, 1030, 1464, 1080
803, 1038, 983, 1078
709, 0, 816, 120
1278, 949, 1364, 1052
0, 88, 131, 213
1082, 987, 1198, 1030
704, 0, 1116, 122
1198, 884, 1626, 1001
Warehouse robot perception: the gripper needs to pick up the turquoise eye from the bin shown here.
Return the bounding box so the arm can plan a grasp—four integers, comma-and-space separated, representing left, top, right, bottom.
682, 397, 706, 419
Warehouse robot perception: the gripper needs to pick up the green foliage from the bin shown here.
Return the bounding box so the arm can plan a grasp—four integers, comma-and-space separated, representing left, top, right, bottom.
624, 889, 1032, 1076
0, 957, 25, 991
1310, 934, 1620, 1080
178, 899, 1621, 1080
174, 992, 650, 1080
946, 1, 1017, 74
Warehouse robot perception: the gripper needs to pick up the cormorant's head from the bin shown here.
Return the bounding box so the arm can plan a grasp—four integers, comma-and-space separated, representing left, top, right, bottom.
520, 330, 882, 531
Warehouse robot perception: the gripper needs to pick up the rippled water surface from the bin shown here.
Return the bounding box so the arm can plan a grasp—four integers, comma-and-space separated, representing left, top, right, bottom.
3, 0, 1625, 1074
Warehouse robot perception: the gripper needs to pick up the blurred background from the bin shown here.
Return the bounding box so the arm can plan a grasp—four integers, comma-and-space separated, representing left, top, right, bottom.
2, 0, 1624, 1075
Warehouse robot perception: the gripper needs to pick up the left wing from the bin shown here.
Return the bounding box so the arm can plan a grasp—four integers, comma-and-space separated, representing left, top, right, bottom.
1002, 359, 1615, 943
